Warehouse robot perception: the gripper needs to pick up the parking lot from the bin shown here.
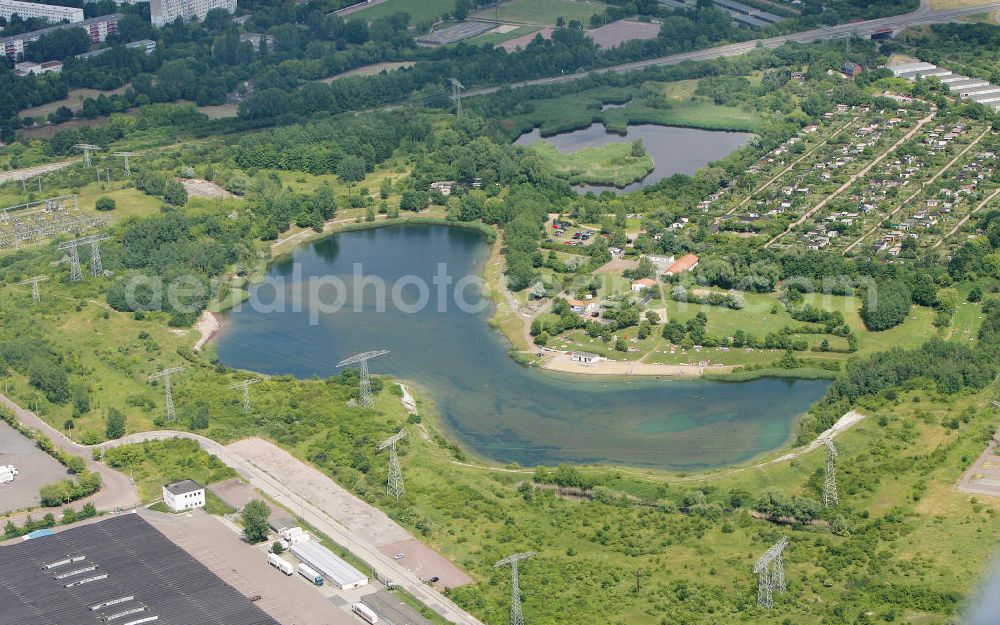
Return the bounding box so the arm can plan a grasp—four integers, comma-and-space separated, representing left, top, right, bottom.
547, 219, 597, 247
0, 420, 69, 515
144, 508, 356, 625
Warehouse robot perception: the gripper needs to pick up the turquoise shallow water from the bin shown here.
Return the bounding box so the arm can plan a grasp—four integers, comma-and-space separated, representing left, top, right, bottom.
216, 224, 830, 470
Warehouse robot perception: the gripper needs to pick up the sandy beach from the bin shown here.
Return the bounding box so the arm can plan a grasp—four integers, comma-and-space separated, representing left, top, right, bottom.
193, 310, 221, 352
540, 351, 735, 377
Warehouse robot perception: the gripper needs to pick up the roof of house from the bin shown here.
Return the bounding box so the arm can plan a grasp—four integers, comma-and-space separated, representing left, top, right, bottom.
633, 278, 657, 286
163, 479, 203, 496
666, 254, 699, 273
0, 514, 279, 625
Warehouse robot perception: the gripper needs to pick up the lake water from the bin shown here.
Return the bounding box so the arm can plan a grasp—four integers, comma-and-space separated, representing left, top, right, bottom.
514, 123, 752, 194
216, 224, 829, 470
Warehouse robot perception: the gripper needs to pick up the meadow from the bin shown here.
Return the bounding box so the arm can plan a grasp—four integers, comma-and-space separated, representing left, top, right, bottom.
527, 141, 654, 187
472, 0, 611, 25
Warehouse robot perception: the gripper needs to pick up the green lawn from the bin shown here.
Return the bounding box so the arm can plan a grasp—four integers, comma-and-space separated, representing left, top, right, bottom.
473, 0, 610, 25
347, 0, 454, 23
100, 438, 237, 504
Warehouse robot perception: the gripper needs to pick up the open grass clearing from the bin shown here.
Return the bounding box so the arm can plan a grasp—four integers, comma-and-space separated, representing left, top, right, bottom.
319, 61, 415, 83
347, 0, 454, 22
19, 86, 130, 119
473, 0, 610, 25
527, 141, 653, 187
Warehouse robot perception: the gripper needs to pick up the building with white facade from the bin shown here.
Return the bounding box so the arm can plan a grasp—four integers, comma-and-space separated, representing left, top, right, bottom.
0, 13, 120, 59
162, 479, 205, 512
0, 0, 83, 23
150, 0, 236, 27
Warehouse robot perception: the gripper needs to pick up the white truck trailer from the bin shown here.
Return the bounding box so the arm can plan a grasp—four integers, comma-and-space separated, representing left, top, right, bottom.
0, 465, 18, 484
267, 552, 293, 575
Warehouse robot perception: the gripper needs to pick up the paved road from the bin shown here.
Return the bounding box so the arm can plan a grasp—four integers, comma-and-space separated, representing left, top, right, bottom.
98, 431, 486, 625
463, 3, 1000, 98
0, 393, 138, 521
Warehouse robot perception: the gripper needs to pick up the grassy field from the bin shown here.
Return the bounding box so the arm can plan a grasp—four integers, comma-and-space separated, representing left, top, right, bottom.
20, 86, 130, 119
473, 0, 610, 25
527, 141, 654, 187
101, 438, 237, 505
347, 0, 454, 22
319, 61, 415, 83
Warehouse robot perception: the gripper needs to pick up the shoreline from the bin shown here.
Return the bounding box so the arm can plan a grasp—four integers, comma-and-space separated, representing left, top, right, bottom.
537, 350, 735, 377
193, 310, 221, 352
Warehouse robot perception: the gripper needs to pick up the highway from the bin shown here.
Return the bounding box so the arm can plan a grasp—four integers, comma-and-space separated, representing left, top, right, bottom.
464, 3, 1000, 98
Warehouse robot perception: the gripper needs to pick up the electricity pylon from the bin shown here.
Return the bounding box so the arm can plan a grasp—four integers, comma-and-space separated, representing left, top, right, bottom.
377, 430, 406, 501
148, 367, 185, 422
74, 144, 101, 167
449, 78, 466, 117
753, 537, 789, 609
113, 152, 137, 176
19, 276, 48, 302
337, 350, 389, 408
494, 552, 534, 625
823, 438, 839, 508
229, 378, 261, 413
57, 234, 109, 281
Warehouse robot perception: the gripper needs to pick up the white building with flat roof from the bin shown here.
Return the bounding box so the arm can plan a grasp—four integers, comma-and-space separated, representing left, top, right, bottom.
290, 540, 368, 590
150, 0, 236, 27
162, 479, 205, 512
0, 0, 83, 23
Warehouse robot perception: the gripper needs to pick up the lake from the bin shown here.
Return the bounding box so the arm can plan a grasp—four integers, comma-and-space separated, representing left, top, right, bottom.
514, 123, 752, 194
216, 224, 829, 470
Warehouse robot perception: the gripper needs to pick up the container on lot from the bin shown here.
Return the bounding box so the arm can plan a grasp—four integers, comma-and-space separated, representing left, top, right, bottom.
267, 552, 293, 575
0, 466, 17, 484
353, 603, 378, 624
297, 563, 323, 586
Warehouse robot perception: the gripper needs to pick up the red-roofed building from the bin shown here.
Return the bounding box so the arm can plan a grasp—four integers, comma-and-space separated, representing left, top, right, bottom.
665, 254, 699, 276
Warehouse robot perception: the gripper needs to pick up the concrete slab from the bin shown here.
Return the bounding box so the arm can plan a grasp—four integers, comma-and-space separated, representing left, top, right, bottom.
143, 508, 355, 625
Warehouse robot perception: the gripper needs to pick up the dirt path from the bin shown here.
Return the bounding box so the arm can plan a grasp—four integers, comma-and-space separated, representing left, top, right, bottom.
765, 111, 937, 249
844, 126, 991, 254
0, 159, 79, 184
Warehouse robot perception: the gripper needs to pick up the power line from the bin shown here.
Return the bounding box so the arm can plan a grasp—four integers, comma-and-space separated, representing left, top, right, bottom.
377, 430, 406, 501
229, 378, 262, 413
494, 552, 534, 625
753, 537, 789, 609
823, 438, 839, 508
449, 78, 466, 117
148, 367, 186, 422
113, 152, 137, 176
336, 350, 389, 409
18, 275, 48, 302
73, 144, 101, 167
57, 233, 109, 281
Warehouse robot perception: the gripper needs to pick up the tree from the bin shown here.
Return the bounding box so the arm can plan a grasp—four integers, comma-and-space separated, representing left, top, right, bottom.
630, 139, 645, 157
861, 280, 912, 331
105, 408, 125, 439
337, 156, 367, 197
454, 0, 473, 20
242, 499, 271, 543
95, 196, 116, 212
